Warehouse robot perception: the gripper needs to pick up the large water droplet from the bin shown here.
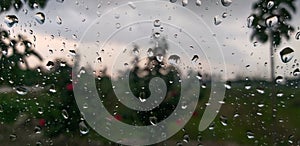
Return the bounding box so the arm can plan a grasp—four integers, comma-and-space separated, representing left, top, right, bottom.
265, 16, 278, 27
196, 0, 202, 6
267, 1, 274, 9
79, 121, 89, 135
183, 134, 190, 143
46, 61, 55, 70
153, 19, 161, 27
295, 31, 300, 40
214, 15, 222, 25
34, 125, 42, 134
246, 130, 255, 139
247, 16, 254, 28
182, 0, 188, 6
35, 12, 45, 24
15, 86, 28, 95
9, 134, 17, 141
62, 109, 69, 119
149, 116, 158, 126
4, 15, 18, 27
275, 76, 284, 84
293, 68, 300, 76
168, 55, 181, 65
280, 47, 294, 63
221, 0, 232, 7
220, 115, 228, 126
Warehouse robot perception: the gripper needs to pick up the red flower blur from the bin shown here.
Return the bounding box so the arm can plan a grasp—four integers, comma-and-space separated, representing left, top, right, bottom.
114, 114, 122, 121
39, 119, 46, 127
66, 83, 73, 91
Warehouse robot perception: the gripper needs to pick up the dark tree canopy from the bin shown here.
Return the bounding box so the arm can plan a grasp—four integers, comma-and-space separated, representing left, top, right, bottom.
249, 0, 296, 46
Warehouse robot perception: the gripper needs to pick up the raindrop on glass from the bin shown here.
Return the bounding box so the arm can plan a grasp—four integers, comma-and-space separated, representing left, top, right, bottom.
128, 2, 136, 9
182, 0, 188, 6
214, 15, 222, 25
15, 86, 28, 95
46, 61, 55, 70
116, 23, 121, 29
196, 0, 201, 6
62, 109, 69, 119
293, 68, 300, 76
267, 1, 274, 9
4, 15, 18, 27
168, 55, 181, 65
56, 16, 62, 25
191, 55, 199, 62
9, 134, 17, 141
280, 47, 294, 63
275, 76, 284, 84
170, 0, 177, 3
246, 130, 255, 139
295, 31, 300, 40
265, 16, 278, 27
79, 121, 89, 135
220, 115, 228, 126
35, 12, 46, 24
149, 116, 158, 126
183, 134, 190, 143
34, 125, 42, 134
49, 85, 56, 93
221, 0, 232, 7
222, 12, 228, 18
153, 20, 161, 27
247, 15, 254, 28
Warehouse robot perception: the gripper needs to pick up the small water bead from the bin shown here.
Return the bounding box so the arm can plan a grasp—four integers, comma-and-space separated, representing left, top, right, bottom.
79, 121, 89, 135
246, 130, 255, 139
153, 19, 161, 27
4, 15, 19, 27
214, 15, 222, 25
267, 1, 274, 9
280, 47, 294, 63
15, 86, 28, 95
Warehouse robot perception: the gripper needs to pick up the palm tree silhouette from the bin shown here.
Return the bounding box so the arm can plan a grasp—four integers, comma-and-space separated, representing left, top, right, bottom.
248, 0, 296, 81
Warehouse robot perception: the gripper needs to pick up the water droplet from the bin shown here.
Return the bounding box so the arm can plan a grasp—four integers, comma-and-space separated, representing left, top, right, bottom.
62, 109, 69, 119
46, 61, 55, 70
256, 87, 264, 94
147, 48, 154, 57
0, 105, 3, 113
288, 135, 294, 144
38, 107, 43, 114
69, 50, 76, 56
149, 116, 158, 126
56, 16, 62, 25
220, 115, 228, 126
196, 0, 201, 6
267, 1, 274, 9
224, 81, 231, 89
128, 2, 136, 9
168, 55, 181, 65
221, 0, 232, 7
295, 31, 300, 40
56, 0, 64, 3
35, 12, 46, 24
156, 55, 164, 62
79, 121, 89, 135
116, 23, 121, 29
153, 19, 161, 27
208, 122, 215, 130
276, 91, 284, 97
83, 103, 88, 109
34, 125, 42, 134
214, 15, 222, 25
246, 130, 255, 139
183, 134, 190, 143
9, 134, 17, 141
182, 0, 188, 6
275, 76, 284, 84
247, 16, 254, 28
15, 86, 28, 95
191, 55, 199, 62
170, 0, 177, 3
222, 12, 228, 18
176, 142, 183, 146
280, 47, 294, 63
293, 68, 300, 76
4, 15, 18, 27
49, 85, 56, 93
265, 16, 278, 27
153, 32, 161, 38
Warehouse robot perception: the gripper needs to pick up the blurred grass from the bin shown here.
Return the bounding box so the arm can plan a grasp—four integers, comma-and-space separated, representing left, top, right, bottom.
0, 80, 299, 145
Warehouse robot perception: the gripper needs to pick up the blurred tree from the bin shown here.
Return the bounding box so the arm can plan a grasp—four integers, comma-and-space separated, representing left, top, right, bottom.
248, 0, 296, 81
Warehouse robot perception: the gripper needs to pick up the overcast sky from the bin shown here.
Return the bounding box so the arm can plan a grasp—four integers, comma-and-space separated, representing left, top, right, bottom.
1, 0, 300, 80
